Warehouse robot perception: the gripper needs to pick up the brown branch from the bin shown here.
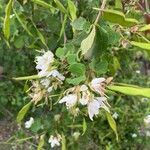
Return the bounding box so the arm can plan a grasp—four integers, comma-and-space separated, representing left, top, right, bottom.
94, 0, 107, 25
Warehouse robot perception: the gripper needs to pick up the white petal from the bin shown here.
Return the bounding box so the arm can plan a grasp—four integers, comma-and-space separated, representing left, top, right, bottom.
25, 117, 34, 128
91, 78, 105, 86
47, 86, 53, 93
59, 94, 77, 108
88, 100, 100, 121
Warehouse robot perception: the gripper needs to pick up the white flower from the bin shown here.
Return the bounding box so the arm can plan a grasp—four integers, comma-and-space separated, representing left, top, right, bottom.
48, 135, 61, 148
59, 94, 77, 109
36, 51, 54, 72
91, 77, 105, 95
131, 133, 137, 138
88, 100, 100, 121
96, 97, 110, 113
112, 112, 119, 119
25, 117, 34, 129
136, 70, 140, 74
40, 78, 50, 88
144, 115, 150, 127
48, 69, 65, 81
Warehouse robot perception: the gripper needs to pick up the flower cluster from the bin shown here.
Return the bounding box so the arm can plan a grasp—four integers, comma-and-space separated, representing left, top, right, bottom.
59, 78, 110, 121
35, 51, 65, 90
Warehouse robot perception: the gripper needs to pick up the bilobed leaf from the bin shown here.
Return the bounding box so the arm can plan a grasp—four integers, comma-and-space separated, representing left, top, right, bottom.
108, 84, 150, 98
54, 0, 68, 14
61, 134, 66, 150
13, 9, 33, 37
17, 101, 32, 123
66, 76, 86, 85
69, 63, 86, 76
139, 24, 150, 31
67, 0, 77, 21
37, 134, 45, 150
56, 47, 66, 58
105, 111, 118, 141
3, 0, 13, 40
67, 54, 77, 64
82, 118, 87, 135
131, 41, 150, 51
81, 25, 96, 55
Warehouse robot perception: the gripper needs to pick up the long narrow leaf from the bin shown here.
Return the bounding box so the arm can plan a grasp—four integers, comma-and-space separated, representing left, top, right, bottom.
54, 0, 68, 14
13, 9, 33, 37
3, 0, 13, 40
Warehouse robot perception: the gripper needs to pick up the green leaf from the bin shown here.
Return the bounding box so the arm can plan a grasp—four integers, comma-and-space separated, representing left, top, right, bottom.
81, 25, 96, 55
31, 118, 42, 133
61, 134, 66, 150
13, 9, 33, 37
59, 14, 67, 39
101, 9, 138, 27
37, 134, 45, 150
3, 0, 13, 40
105, 111, 118, 141
66, 76, 86, 85
67, 0, 77, 21
71, 17, 90, 31
82, 118, 87, 135
17, 101, 32, 123
130, 41, 150, 51
31, 0, 55, 12
69, 63, 86, 76
14, 35, 24, 49
108, 84, 150, 98
31, 20, 47, 47
67, 54, 77, 64
53, 0, 68, 14
56, 47, 66, 58
139, 24, 150, 32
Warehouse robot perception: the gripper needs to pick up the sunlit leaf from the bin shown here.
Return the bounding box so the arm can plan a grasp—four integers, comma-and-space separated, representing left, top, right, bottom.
61, 134, 66, 150
17, 101, 32, 123
139, 24, 150, 32
108, 84, 150, 98
131, 41, 150, 51
53, 0, 68, 14
67, 0, 77, 21
105, 111, 118, 141
81, 25, 96, 55
37, 134, 45, 150
3, 0, 13, 40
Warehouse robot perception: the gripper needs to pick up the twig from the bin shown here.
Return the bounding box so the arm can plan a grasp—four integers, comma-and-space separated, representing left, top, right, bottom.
94, 0, 107, 25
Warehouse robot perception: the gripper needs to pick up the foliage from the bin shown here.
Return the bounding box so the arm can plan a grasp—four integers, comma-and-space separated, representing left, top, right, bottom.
1, 0, 150, 149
